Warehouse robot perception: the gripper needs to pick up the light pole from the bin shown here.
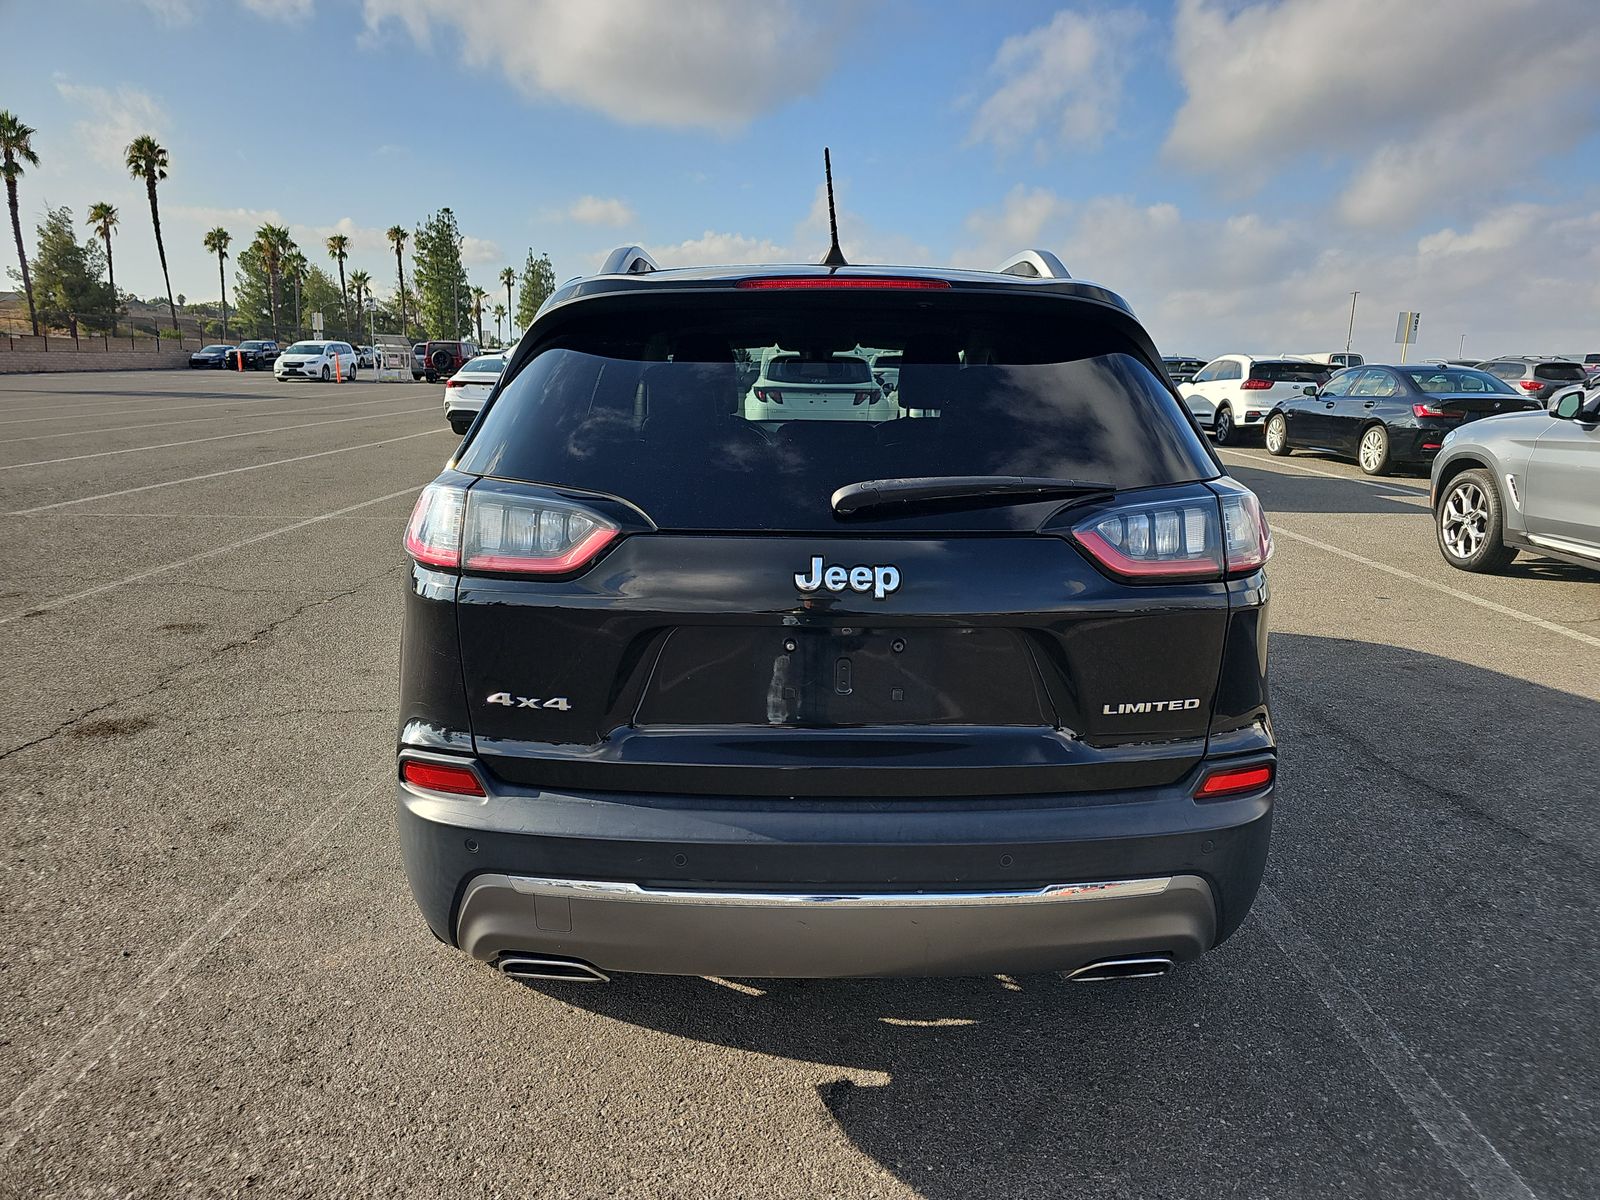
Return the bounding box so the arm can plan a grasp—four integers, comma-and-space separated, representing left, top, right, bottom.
1459, 332, 1466, 358
1345, 291, 1359, 354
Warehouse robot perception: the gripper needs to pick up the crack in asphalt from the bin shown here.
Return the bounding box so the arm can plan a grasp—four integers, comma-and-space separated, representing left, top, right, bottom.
1275, 688, 1595, 871
0, 565, 401, 763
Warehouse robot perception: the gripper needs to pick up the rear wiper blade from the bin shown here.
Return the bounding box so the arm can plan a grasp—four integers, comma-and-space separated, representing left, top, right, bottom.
831, 475, 1115, 517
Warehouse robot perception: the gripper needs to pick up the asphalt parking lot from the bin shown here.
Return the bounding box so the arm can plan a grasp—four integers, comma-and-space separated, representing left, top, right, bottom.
1, 370, 1596, 1200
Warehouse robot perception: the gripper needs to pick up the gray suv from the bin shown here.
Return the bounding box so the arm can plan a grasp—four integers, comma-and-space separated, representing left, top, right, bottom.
1431, 383, 1600, 573
1476, 356, 1589, 407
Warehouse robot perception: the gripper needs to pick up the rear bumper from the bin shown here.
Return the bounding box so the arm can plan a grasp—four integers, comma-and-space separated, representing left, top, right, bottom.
395, 751, 1273, 978
457, 873, 1216, 977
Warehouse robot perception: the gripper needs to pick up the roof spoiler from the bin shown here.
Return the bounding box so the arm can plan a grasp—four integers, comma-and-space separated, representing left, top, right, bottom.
994, 250, 1070, 280
598, 245, 660, 276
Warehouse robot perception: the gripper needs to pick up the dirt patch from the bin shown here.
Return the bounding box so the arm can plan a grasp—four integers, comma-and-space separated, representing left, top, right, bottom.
69, 715, 155, 739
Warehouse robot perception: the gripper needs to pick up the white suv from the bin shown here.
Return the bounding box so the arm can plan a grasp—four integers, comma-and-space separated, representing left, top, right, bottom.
1179, 355, 1331, 444
275, 340, 360, 382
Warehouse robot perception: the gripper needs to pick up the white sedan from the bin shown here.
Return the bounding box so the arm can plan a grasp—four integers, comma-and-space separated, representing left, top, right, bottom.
444, 353, 507, 434
274, 340, 360, 382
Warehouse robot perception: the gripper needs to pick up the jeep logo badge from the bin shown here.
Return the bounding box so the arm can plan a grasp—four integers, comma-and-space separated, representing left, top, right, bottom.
795, 556, 901, 600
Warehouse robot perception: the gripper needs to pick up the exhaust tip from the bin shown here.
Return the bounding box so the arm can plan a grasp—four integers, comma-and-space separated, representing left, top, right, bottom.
1066, 955, 1174, 982
496, 954, 610, 984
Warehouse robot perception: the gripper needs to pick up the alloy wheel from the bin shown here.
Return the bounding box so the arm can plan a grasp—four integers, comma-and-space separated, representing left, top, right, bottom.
1440, 481, 1488, 559
1359, 428, 1385, 472
1265, 416, 1285, 453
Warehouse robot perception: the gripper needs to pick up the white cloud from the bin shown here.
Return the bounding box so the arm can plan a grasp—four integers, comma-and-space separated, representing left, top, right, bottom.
1165, 0, 1600, 227
460, 234, 502, 266
566, 196, 637, 227
361, 0, 849, 131
53, 80, 170, 173
952, 188, 1600, 357
647, 231, 791, 268
241, 0, 313, 17
967, 8, 1146, 152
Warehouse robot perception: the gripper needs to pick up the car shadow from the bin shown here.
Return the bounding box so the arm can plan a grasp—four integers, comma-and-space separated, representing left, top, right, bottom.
1223, 461, 1429, 516
508, 635, 1600, 1200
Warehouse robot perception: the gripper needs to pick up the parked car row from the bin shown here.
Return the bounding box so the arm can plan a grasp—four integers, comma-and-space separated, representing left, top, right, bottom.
187, 339, 281, 370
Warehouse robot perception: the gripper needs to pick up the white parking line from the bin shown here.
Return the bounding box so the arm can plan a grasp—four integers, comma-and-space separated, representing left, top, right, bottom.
8, 393, 419, 442
1221, 449, 1427, 495
0, 485, 422, 626
0, 406, 437, 471
8, 429, 446, 515
1255, 886, 1538, 1200
0, 787, 368, 1159
1272, 525, 1600, 650
0, 388, 382, 427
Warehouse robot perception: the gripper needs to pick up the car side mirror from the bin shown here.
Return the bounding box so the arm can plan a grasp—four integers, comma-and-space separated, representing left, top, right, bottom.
1302, 385, 1317, 396
1553, 392, 1584, 420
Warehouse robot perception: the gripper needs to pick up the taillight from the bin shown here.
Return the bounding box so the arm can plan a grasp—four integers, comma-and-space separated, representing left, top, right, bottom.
853, 391, 878, 405
404, 484, 465, 568
1195, 762, 1274, 799
1517, 379, 1544, 392
1240, 377, 1272, 390
401, 759, 486, 797
1070, 485, 1271, 582
754, 387, 783, 403
735, 277, 950, 290
1412, 402, 1463, 419
445, 378, 463, 389
403, 483, 620, 575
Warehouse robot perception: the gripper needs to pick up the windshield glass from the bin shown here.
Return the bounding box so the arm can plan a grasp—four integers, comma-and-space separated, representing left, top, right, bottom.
1402, 368, 1517, 394
287, 342, 326, 354
1250, 360, 1331, 383
1535, 362, 1586, 382
455, 299, 1217, 533
200, 345, 232, 353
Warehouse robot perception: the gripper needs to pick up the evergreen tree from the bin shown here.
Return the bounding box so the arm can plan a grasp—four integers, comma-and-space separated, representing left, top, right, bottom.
413, 208, 470, 339
30, 205, 117, 337
514, 250, 555, 329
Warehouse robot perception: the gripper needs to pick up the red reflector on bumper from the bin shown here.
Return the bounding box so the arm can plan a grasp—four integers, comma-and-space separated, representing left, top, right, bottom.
1195, 764, 1274, 799
402, 760, 485, 797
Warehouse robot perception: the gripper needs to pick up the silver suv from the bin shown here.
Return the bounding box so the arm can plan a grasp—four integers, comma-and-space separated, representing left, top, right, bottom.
1476, 356, 1589, 407
1431, 383, 1600, 573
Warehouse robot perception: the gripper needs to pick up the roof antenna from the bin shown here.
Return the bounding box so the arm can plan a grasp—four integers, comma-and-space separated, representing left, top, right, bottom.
820, 147, 848, 268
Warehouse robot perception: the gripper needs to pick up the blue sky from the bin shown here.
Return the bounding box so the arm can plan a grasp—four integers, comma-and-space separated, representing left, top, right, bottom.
7, 0, 1599, 356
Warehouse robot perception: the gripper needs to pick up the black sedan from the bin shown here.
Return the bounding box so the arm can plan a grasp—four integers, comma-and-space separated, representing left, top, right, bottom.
187, 344, 237, 369
1264, 364, 1539, 475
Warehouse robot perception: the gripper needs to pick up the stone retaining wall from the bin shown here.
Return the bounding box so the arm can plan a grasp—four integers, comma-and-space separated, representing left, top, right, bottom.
0, 336, 194, 374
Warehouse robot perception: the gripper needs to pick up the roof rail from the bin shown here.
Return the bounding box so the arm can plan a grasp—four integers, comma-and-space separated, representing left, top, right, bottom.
994, 250, 1070, 280
598, 245, 660, 276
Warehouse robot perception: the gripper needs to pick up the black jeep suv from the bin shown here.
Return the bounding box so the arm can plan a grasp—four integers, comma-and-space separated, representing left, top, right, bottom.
396, 247, 1276, 983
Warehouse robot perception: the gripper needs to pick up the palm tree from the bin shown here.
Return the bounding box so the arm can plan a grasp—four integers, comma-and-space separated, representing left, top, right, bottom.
254, 223, 290, 341
493, 302, 506, 345
386, 225, 409, 339
498, 266, 515, 338
124, 135, 178, 332
347, 268, 371, 342
470, 285, 487, 346
203, 227, 231, 341
282, 247, 307, 339
325, 233, 350, 336
86, 203, 119, 336
0, 111, 41, 336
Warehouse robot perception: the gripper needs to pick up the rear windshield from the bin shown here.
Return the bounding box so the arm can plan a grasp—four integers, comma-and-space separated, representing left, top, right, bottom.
1249, 360, 1330, 383
455, 299, 1218, 532
461, 356, 506, 374
1535, 362, 1587, 382
766, 356, 872, 385
1401, 368, 1516, 394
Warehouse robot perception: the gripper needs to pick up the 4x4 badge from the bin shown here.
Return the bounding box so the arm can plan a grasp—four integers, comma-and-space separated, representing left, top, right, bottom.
794, 556, 901, 600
